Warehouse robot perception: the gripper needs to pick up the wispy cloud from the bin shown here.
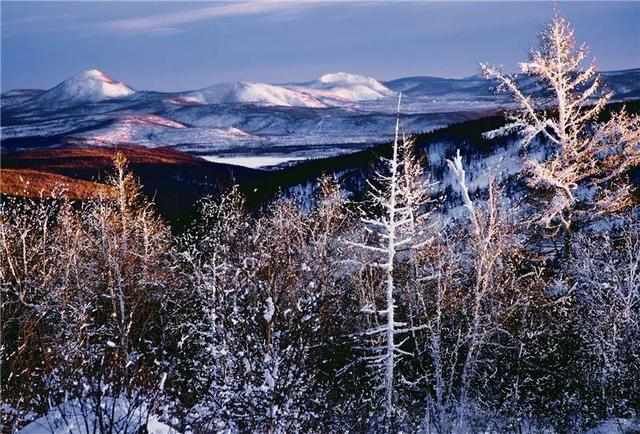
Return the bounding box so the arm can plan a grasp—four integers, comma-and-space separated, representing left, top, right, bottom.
104, 1, 318, 33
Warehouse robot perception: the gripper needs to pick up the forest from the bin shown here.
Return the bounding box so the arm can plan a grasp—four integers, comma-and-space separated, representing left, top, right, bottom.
2, 15, 640, 434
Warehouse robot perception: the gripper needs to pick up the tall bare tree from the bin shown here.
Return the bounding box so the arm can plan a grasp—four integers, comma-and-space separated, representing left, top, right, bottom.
348, 95, 434, 426
482, 15, 639, 232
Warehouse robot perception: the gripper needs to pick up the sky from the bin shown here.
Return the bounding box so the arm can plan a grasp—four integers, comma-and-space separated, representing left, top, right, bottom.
1, 1, 639, 92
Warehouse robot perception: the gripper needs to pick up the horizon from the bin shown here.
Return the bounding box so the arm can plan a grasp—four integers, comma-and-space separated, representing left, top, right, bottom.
4, 64, 640, 95
2, 1, 639, 93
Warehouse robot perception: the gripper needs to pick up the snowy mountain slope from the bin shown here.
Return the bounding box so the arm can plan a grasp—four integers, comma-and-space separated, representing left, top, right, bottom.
385, 74, 545, 102
2, 68, 638, 168
185, 82, 328, 108
161, 103, 480, 144
385, 75, 494, 98
1, 89, 46, 107
72, 116, 262, 151
602, 68, 640, 99
288, 72, 395, 104
68, 114, 187, 147
62, 105, 481, 166
32, 69, 134, 106
1, 114, 114, 140
183, 72, 395, 108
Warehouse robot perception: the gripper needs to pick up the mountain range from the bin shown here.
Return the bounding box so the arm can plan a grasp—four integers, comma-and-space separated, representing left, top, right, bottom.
3, 67, 638, 169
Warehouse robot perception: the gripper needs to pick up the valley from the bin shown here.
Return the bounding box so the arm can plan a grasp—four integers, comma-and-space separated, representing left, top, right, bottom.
3, 68, 637, 171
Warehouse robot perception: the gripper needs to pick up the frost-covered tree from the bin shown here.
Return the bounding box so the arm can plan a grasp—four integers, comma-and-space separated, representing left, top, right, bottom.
568, 223, 640, 419
447, 151, 504, 426
1, 153, 175, 432
482, 15, 640, 232
348, 95, 434, 427
411, 151, 526, 432
589, 109, 640, 213
178, 183, 350, 432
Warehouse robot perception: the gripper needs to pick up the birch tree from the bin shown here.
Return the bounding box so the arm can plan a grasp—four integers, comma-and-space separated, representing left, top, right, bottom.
414, 150, 524, 431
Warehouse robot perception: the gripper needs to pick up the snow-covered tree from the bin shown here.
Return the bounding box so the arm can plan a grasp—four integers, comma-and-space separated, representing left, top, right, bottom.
178, 184, 350, 432
482, 15, 640, 232
568, 223, 640, 419
1, 153, 175, 432
347, 95, 434, 427
410, 150, 526, 431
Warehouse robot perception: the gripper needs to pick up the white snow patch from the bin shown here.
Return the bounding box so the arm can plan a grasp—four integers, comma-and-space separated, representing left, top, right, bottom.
585, 418, 640, 434
202, 155, 307, 169
17, 399, 179, 434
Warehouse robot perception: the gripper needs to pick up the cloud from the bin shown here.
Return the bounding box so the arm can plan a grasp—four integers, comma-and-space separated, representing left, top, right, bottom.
104, 1, 318, 33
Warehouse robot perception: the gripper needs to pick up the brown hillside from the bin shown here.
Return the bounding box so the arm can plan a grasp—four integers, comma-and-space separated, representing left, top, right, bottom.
0, 145, 264, 224
2, 145, 203, 172
0, 168, 115, 200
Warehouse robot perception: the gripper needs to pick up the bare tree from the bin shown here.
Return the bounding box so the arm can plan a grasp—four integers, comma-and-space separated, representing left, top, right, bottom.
1, 153, 174, 432
569, 223, 640, 418
482, 15, 639, 232
347, 95, 434, 426
413, 151, 524, 432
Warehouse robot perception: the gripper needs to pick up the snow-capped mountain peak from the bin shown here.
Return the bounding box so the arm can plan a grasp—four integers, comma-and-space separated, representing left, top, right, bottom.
173, 72, 396, 108
35, 68, 135, 105
306, 72, 395, 102
80, 69, 113, 81
186, 81, 328, 108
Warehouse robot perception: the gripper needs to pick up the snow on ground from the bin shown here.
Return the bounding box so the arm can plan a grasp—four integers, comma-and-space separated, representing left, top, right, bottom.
17, 398, 178, 434
584, 418, 640, 434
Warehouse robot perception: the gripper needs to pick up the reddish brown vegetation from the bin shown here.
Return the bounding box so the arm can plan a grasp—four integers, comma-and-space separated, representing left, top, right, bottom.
3, 145, 203, 172
0, 145, 232, 207
0, 168, 115, 200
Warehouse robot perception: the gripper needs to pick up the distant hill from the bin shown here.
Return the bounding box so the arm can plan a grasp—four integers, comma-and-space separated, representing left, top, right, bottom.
3, 68, 637, 169
0, 168, 116, 200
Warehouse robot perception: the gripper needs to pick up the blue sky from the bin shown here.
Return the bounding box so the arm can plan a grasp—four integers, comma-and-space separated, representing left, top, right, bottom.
1, 1, 638, 92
